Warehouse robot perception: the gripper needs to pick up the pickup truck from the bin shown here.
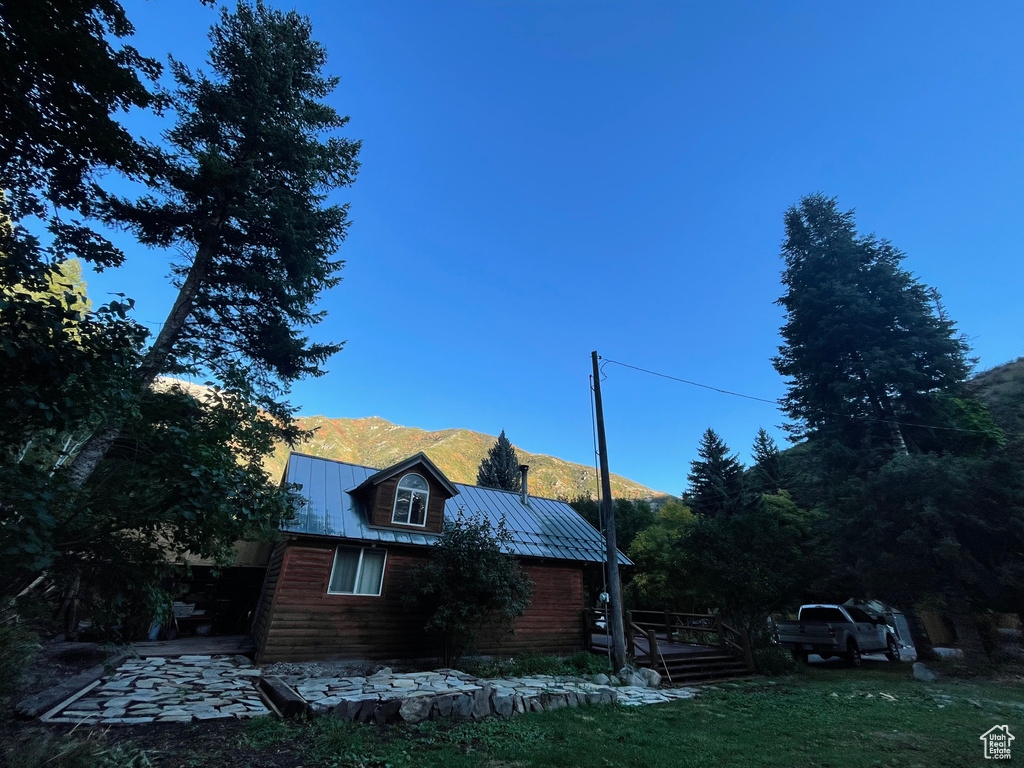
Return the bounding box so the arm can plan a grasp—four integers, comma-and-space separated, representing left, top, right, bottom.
776, 604, 900, 666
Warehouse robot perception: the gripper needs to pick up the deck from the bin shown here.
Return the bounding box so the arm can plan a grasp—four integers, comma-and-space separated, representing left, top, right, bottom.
132, 634, 254, 658
590, 631, 720, 661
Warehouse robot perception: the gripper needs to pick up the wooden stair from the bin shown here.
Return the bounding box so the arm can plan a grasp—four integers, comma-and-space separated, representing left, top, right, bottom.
585, 609, 757, 686
640, 649, 754, 685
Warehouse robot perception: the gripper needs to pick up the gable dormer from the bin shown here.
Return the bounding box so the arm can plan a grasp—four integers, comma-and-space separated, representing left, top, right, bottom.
349, 452, 459, 534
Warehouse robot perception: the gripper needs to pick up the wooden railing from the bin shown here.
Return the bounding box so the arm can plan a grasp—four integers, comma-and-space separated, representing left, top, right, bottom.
583, 608, 754, 673
719, 620, 755, 671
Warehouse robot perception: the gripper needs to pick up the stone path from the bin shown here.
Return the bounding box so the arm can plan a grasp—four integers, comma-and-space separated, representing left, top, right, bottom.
42, 658, 697, 727
43, 655, 270, 725
281, 668, 698, 723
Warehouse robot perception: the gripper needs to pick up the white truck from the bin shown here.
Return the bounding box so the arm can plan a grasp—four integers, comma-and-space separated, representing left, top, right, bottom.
776, 604, 901, 666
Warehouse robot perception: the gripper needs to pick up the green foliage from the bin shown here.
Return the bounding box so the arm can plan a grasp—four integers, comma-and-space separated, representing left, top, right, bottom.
466, 651, 610, 678
19, 667, 1024, 768
407, 512, 533, 666
476, 430, 522, 492
773, 194, 970, 453
686, 428, 744, 518
97, 0, 358, 395
829, 452, 1024, 612
627, 500, 695, 610
971, 358, 1024, 439
0, 252, 148, 592
751, 642, 798, 676
239, 716, 297, 750
747, 428, 789, 496
0, 614, 38, 696
568, 495, 657, 550
629, 489, 824, 625
306, 718, 414, 768
0, 1, 160, 285
3, 2, 353, 629
1, 730, 153, 768
680, 492, 826, 627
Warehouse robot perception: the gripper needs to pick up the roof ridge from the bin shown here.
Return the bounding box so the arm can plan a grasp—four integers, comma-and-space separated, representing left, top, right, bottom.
288, 451, 577, 503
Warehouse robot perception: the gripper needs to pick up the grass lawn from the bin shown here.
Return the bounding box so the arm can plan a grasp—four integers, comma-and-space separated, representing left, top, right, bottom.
7, 661, 1024, 767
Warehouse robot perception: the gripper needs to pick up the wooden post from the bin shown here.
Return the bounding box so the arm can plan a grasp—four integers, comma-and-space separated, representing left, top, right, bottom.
625, 610, 635, 660
647, 628, 660, 669
592, 351, 627, 672
582, 610, 592, 653
664, 611, 672, 644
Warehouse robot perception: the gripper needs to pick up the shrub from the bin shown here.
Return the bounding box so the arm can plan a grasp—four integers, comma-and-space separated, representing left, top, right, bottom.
406, 512, 532, 666
752, 643, 798, 676
0, 614, 38, 696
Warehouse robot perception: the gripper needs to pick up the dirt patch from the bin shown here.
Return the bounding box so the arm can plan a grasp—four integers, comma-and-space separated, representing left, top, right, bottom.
15, 642, 119, 702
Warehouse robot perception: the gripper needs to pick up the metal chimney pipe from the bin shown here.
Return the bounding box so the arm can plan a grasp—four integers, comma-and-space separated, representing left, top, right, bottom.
519, 465, 529, 506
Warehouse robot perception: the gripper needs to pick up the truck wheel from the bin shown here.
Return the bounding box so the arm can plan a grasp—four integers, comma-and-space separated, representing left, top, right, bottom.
885, 636, 900, 663
845, 640, 862, 668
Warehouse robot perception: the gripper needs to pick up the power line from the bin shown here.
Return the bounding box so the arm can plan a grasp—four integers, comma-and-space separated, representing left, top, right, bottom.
601, 359, 781, 406
599, 357, 1001, 436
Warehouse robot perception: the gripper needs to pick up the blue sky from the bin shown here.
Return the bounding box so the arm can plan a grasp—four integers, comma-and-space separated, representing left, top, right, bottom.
88, 1, 1024, 495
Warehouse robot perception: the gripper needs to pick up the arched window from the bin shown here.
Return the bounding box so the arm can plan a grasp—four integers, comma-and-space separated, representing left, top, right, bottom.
392, 473, 429, 526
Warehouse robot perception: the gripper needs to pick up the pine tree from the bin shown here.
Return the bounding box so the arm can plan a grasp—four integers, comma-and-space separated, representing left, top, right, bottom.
477, 430, 522, 492
0, 0, 161, 284
747, 428, 785, 496
66, 0, 360, 487
687, 428, 743, 518
773, 194, 970, 454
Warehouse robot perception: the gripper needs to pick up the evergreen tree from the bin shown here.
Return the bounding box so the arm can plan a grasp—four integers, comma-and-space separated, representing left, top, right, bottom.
747, 428, 786, 496
0, 0, 161, 283
477, 430, 522, 492
773, 194, 970, 454
66, 0, 361, 487
687, 428, 743, 518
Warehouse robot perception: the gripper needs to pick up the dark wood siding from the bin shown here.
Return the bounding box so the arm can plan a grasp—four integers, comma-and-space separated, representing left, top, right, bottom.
250, 542, 286, 658
478, 564, 586, 656
257, 538, 588, 663
368, 472, 447, 534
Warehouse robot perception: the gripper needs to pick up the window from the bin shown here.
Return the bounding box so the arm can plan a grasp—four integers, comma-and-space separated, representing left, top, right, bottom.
327, 547, 387, 596
846, 607, 876, 624
799, 607, 847, 623
392, 473, 429, 526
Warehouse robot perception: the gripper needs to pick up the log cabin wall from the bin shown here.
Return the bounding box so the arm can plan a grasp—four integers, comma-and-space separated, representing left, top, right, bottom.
250, 542, 286, 654
477, 563, 586, 656
367, 472, 447, 534
255, 537, 588, 663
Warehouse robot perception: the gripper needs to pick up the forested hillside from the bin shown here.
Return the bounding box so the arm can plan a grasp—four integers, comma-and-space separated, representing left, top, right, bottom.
264, 415, 667, 500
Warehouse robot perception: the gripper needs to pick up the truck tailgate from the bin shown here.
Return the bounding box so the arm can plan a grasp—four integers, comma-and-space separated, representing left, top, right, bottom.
776, 622, 838, 645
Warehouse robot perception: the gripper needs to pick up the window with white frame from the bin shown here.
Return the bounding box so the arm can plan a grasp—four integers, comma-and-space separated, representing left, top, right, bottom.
392, 473, 429, 526
327, 546, 387, 596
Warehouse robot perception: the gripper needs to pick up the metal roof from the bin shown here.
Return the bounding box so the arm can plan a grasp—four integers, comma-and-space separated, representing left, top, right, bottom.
281, 452, 631, 565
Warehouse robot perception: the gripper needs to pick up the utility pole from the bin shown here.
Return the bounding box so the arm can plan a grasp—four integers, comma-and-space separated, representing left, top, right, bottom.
591, 350, 627, 671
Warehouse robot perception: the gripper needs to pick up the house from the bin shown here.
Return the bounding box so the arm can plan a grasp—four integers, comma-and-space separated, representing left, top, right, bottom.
251, 452, 630, 663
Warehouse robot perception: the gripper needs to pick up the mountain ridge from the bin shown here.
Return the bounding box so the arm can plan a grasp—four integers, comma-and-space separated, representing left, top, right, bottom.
264, 415, 669, 500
